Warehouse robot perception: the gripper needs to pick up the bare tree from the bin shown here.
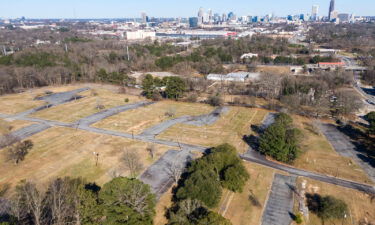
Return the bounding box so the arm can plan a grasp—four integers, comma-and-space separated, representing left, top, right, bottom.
165, 107, 176, 118
45, 178, 73, 225
122, 149, 143, 178
121, 181, 152, 216
146, 144, 156, 159
16, 181, 45, 225
7, 140, 33, 165
166, 161, 184, 185
95, 97, 105, 110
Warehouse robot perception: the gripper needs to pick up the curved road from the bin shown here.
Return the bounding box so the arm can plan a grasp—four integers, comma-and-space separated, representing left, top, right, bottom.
1, 88, 374, 195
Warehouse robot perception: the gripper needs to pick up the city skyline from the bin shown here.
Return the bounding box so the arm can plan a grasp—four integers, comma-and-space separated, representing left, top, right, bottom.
1, 0, 375, 19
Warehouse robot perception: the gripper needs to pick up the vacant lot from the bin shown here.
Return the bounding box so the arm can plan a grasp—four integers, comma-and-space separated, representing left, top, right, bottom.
298, 177, 375, 225
0, 127, 170, 189
158, 107, 268, 153
0, 119, 35, 135
292, 116, 372, 184
0, 85, 86, 115
215, 162, 277, 225
31, 88, 143, 123
93, 100, 214, 134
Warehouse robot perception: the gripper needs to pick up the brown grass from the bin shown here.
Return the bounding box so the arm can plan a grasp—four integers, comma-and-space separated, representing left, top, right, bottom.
0, 119, 35, 135
0, 127, 170, 191
292, 116, 372, 184
297, 177, 375, 225
216, 162, 276, 225
31, 88, 144, 123
255, 65, 291, 75
0, 85, 87, 115
93, 100, 214, 135
154, 187, 174, 225
158, 107, 269, 153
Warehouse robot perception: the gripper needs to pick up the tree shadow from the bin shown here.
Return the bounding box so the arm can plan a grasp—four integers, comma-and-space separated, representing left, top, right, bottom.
337, 124, 375, 168
288, 212, 297, 221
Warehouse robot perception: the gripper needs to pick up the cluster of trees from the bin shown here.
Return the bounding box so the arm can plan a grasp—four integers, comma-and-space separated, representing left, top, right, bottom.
365, 112, 375, 135
167, 144, 249, 225
96, 68, 135, 85
308, 23, 375, 54
277, 71, 361, 117
142, 74, 186, 100
306, 193, 348, 224
259, 113, 302, 163
0, 177, 156, 225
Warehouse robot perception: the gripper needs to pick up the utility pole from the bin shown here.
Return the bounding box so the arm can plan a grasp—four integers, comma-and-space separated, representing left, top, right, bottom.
93, 152, 100, 166
64, 43, 68, 52
126, 45, 130, 61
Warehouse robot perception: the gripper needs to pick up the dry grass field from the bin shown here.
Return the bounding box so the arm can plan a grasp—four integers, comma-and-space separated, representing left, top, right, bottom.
93, 100, 214, 134
0, 127, 171, 190
0, 85, 86, 115
158, 107, 269, 153
0, 119, 35, 135
255, 65, 291, 75
31, 88, 144, 123
297, 177, 375, 225
292, 116, 372, 184
215, 162, 277, 225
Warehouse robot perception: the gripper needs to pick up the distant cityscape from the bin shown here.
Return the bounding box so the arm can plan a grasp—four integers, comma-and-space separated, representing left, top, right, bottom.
0, 0, 374, 42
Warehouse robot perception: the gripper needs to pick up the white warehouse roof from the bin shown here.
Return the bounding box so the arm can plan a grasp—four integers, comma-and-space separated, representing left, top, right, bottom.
207, 72, 260, 82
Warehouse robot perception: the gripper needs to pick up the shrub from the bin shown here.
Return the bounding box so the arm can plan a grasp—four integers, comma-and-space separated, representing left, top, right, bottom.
207, 95, 223, 107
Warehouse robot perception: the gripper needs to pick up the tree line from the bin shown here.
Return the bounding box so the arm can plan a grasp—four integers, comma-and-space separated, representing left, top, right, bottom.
0, 177, 156, 225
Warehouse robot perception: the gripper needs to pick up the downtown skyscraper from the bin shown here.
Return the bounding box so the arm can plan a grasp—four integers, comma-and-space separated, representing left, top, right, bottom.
328, 0, 335, 20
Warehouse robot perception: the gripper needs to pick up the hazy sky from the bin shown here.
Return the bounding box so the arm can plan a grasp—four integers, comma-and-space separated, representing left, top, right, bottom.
2, 0, 374, 19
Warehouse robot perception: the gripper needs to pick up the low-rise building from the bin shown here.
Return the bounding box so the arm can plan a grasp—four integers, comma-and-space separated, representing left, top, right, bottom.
318, 62, 345, 69
207, 72, 260, 82
240, 53, 258, 59
125, 30, 156, 40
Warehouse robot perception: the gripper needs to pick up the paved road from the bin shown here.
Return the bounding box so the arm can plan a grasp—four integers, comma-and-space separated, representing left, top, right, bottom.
241, 150, 375, 195
77, 101, 154, 126
262, 174, 296, 225
0, 123, 51, 148
317, 123, 375, 183
338, 55, 375, 107
2, 90, 374, 195
14, 87, 90, 118
140, 106, 229, 137
139, 149, 195, 198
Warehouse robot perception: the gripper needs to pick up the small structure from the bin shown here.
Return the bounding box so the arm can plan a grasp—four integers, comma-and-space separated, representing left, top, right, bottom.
207, 72, 260, 82
314, 48, 341, 54
125, 30, 156, 40
318, 62, 345, 70
240, 53, 258, 59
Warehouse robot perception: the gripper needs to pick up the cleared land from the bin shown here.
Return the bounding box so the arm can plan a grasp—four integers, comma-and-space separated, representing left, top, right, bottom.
216, 162, 276, 225
0, 85, 84, 115
0, 119, 34, 135
93, 101, 214, 135
298, 177, 375, 225
0, 127, 170, 189
158, 107, 269, 153
31, 88, 143, 123
292, 116, 372, 184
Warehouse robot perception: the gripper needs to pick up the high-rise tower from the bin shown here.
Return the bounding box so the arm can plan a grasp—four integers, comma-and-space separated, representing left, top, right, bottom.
328, 0, 335, 20
312, 5, 319, 21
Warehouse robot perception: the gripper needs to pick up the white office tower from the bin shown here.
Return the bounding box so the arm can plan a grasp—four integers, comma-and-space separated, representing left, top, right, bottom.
312, 5, 319, 21
198, 7, 205, 25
